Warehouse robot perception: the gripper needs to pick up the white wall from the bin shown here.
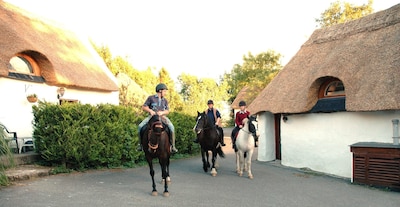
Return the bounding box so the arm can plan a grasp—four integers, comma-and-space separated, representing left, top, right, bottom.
279, 111, 400, 178
0, 78, 118, 137
257, 112, 276, 161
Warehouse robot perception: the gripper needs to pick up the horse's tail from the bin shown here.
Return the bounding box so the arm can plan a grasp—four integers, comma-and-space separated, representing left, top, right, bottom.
217, 147, 225, 158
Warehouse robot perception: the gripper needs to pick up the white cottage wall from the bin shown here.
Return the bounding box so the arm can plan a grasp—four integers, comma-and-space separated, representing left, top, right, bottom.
0, 78, 118, 137
280, 111, 400, 178
257, 112, 276, 161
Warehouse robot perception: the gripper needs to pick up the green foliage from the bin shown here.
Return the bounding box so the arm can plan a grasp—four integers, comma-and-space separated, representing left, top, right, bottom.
224, 50, 282, 103
31, 102, 199, 170
178, 74, 229, 116
316, 0, 373, 28
32, 102, 142, 170
0, 123, 15, 186
168, 112, 200, 154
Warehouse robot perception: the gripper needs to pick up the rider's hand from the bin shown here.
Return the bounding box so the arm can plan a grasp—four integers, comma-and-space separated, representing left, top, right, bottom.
150, 110, 156, 116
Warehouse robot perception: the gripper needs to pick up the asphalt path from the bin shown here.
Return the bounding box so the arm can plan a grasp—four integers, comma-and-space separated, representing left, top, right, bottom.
0, 133, 399, 207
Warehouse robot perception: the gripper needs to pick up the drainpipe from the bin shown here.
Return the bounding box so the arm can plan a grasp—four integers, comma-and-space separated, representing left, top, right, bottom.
392, 119, 399, 145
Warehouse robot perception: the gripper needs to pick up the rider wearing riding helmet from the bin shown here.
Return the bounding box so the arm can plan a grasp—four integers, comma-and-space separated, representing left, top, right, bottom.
137, 83, 178, 153
231, 100, 257, 149
193, 99, 226, 147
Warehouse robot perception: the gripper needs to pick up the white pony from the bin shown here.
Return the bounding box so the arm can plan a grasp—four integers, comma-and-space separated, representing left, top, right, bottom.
235, 115, 259, 179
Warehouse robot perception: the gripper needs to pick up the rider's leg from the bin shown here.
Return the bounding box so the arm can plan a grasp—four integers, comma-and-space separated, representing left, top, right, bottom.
218, 127, 225, 146
165, 117, 178, 153
137, 116, 150, 151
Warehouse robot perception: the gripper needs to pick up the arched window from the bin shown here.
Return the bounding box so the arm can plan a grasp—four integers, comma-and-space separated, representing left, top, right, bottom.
318, 78, 345, 98
311, 77, 346, 113
8, 52, 44, 82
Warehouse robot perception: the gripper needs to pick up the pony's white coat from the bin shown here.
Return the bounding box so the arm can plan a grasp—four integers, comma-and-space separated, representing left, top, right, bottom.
235, 117, 259, 179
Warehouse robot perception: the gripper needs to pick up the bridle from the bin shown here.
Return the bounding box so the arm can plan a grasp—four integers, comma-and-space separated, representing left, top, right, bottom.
147, 117, 165, 150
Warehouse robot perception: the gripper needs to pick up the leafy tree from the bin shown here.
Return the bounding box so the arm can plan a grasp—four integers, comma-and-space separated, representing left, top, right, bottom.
178, 73, 228, 116
316, 0, 373, 28
158, 68, 184, 112
224, 50, 282, 103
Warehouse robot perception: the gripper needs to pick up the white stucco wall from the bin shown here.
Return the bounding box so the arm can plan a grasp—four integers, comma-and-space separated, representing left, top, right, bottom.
280, 111, 400, 178
0, 78, 118, 137
257, 112, 276, 161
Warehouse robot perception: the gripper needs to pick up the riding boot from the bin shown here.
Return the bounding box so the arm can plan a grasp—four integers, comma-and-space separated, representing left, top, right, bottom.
171, 133, 178, 153
218, 127, 226, 146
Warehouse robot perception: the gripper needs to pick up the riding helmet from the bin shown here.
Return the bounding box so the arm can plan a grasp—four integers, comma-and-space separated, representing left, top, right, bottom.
156, 83, 168, 92
207, 100, 214, 104
239, 101, 246, 106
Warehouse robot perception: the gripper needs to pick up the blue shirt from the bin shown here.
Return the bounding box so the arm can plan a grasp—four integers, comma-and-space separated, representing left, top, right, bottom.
143, 94, 169, 113
206, 108, 221, 123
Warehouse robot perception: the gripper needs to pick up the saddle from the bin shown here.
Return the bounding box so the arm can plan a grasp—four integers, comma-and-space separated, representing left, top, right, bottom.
140, 122, 172, 145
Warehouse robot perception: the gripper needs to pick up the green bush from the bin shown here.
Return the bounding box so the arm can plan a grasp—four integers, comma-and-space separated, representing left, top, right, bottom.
32, 102, 199, 170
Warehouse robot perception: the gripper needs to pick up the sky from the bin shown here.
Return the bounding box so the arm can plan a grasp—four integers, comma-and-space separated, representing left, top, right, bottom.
5, 0, 399, 81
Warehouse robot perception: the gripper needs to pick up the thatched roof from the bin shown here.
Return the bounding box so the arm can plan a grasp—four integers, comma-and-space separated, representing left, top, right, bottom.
0, 1, 118, 91
248, 3, 400, 115
231, 86, 259, 109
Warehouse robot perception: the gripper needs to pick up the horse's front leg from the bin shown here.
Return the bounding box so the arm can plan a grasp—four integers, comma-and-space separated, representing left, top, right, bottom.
201, 149, 208, 172
160, 161, 170, 197
210, 150, 218, 177
237, 151, 244, 177
246, 150, 254, 179
235, 151, 240, 173
147, 159, 158, 196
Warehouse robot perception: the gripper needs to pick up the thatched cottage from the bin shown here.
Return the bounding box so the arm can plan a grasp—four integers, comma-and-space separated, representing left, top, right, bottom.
247, 4, 400, 178
0, 1, 119, 139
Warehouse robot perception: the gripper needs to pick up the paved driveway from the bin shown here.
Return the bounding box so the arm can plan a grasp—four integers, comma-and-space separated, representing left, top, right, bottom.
0, 131, 399, 207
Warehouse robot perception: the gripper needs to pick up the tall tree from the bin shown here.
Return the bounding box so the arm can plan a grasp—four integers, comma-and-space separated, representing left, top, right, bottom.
224, 50, 282, 103
158, 68, 183, 112
316, 0, 374, 28
178, 73, 228, 116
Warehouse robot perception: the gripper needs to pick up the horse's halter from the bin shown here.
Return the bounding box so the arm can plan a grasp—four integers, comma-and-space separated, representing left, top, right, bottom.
194, 113, 212, 134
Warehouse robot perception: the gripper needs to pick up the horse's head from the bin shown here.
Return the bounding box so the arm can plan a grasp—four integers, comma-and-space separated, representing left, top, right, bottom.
147, 115, 165, 150
193, 111, 208, 134
248, 115, 259, 138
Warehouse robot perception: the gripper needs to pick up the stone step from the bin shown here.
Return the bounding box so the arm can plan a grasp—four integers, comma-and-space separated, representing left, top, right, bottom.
2, 152, 53, 183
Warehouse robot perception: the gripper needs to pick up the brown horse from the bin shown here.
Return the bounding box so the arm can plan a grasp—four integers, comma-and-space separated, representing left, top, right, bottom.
193, 111, 224, 176
140, 115, 171, 197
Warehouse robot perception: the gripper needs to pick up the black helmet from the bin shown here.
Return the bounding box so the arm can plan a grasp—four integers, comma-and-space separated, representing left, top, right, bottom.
239, 101, 246, 106
155, 83, 168, 92
207, 100, 214, 104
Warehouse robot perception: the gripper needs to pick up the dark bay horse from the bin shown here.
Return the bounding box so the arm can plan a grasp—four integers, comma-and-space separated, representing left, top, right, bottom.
193, 111, 224, 176
140, 115, 171, 197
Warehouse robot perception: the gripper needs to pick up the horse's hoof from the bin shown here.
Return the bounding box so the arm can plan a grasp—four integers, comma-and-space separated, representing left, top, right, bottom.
166, 177, 171, 184
211, 168, 217, 176
163, 192, 170, 197
151, 191, 158, 196
248, 175, 254, 179
238, 172, 243, 177
161, 179, 165, 184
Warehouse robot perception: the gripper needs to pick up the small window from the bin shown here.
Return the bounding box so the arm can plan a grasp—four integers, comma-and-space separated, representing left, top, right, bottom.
8, 53, 44, 82
318, 79, 345, 98
9, 56, 33, 74
325, 81, 345, 97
